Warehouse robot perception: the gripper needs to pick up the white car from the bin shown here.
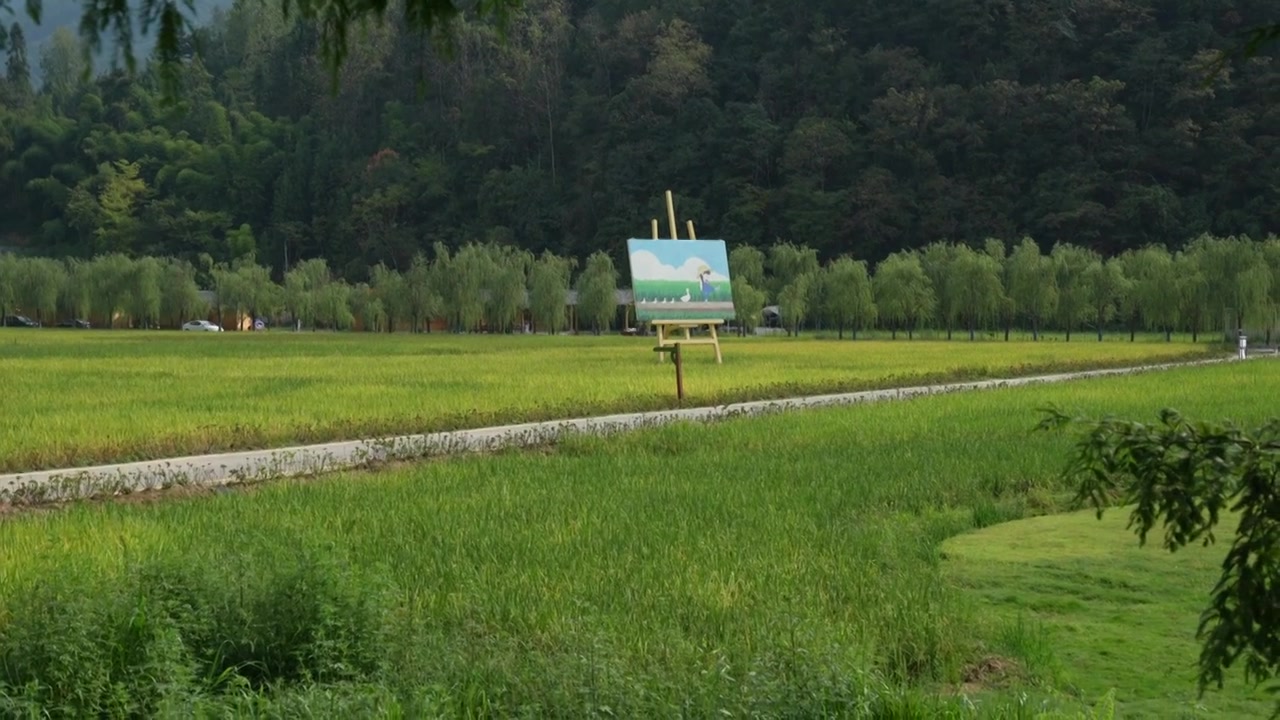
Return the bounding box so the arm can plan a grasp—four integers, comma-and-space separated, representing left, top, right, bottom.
182, 320, 224, 332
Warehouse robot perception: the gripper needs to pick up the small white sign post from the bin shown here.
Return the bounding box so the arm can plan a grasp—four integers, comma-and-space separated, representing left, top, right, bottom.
1238, 332, 1248, 360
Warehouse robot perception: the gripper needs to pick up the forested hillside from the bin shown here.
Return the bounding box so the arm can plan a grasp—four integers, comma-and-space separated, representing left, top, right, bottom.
0, 0, 1277, 281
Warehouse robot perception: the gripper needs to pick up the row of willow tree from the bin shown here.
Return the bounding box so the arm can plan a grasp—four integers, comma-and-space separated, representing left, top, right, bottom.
2, 233, 1277, 339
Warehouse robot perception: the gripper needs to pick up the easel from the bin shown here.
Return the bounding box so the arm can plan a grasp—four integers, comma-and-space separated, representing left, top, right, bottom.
648, 190, 725, 365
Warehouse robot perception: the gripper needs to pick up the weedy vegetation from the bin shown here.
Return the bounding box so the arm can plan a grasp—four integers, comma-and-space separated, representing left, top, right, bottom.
0, 358, 1273, 717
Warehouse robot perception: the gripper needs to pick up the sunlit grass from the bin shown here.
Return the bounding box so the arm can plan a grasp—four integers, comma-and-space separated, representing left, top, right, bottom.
944, 510, 1270, 719
0, 329, 1216, 472
0, 359, 1273, 716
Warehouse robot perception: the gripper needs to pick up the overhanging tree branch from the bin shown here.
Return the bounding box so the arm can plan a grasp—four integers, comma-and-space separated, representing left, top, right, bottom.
0, 0, 520, 90
1037, 405, 1280, 715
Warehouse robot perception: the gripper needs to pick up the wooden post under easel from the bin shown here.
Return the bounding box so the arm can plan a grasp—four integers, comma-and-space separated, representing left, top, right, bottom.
686, 220, 697, 241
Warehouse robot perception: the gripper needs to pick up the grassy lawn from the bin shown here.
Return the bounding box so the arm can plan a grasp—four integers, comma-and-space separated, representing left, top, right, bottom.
0, 358, 1273, 717
942, 510, 1271, 719
0, 329, 1217, 472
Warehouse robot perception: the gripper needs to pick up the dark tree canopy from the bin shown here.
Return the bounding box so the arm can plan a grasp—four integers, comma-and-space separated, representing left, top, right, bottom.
0, 0, 1276, 278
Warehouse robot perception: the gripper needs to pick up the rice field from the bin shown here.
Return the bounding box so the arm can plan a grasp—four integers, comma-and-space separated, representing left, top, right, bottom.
0, 358, 1274, 717
0, 329, 1217, 473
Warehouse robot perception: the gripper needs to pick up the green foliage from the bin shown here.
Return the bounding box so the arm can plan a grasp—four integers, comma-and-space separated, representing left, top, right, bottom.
574, 250, 616, 334
873, 251, 936, 340
947, 245, 1005, 341
1007, 239, 1058, 341
1082, 258, 1130, 342
0, 541, 393, 715
1052, 244, 1096, 341
821, 256, 877, 339
1037, 405, 1280, 714
528, 250, 573, 334
729, 245, 767, 292
2, 232, 1279, 340
777, 271, 814, 336
1190, 234, 1273, 332
1125, 246, 1179, 341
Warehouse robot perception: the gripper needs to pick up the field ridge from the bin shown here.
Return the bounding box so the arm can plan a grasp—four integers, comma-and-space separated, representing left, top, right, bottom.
0, 352, 1243, 507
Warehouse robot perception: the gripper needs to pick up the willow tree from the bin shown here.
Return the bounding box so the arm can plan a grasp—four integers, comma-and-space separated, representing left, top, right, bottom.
1190, 235, 1271, 334
777, 272, 814, 337
575, 251, 617, 335
0, 252, 16, 319
872, 251, 935, 340
1082, 257, 1129, 342
1051, 243, 1095, 341
919, 242, 960, 339
730, 246, 768, 337
528, 251, 573, 334
821, 256, 876, 340
370, 263, 407, 332
1126, 246, 1180, 342
946, 245, 1003, 342
484, 245, 532, 334
1007, 238, 1057, 341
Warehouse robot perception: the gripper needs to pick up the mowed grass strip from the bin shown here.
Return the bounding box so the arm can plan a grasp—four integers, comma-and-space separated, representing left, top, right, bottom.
0, 330, 1215, 472
943, 511, 1269, 720
0, 359, 1273, 717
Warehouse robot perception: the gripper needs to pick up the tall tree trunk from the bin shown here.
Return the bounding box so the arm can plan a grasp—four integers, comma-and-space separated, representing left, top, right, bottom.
546, 92, 556, 187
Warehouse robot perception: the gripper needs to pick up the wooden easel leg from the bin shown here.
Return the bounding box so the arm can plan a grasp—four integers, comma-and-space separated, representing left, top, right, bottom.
656, 324, 665, 362
710, 323, 722, 364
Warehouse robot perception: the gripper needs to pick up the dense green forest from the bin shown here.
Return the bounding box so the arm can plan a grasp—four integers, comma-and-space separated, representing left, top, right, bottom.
0, 0, 1277, 283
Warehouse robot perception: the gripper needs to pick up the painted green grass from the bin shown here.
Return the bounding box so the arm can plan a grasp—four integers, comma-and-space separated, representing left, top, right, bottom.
0, 359, 1274, 716
942, 510, 1271, 719
0, 330, 1216, 472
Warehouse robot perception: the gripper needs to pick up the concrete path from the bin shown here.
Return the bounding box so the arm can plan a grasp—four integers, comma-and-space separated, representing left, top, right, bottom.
0, 354, 1252, 504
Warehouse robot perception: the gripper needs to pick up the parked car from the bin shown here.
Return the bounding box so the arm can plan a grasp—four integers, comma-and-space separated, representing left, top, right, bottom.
56, 319, 91, 329
2, 315, 40, 328
182, 320, 223, 332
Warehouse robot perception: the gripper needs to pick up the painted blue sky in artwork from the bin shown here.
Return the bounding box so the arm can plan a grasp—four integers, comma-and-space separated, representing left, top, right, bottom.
626, 239, 732, 282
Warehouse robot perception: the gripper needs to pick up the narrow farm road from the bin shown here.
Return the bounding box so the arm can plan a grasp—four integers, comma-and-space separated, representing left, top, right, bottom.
0, 355, 1254, 505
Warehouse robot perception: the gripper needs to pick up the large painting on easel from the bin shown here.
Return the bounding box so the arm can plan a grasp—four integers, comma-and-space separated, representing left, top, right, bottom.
626, 239, 736, 322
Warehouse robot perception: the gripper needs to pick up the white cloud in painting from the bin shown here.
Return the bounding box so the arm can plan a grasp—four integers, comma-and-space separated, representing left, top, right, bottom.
630, 250, 729, 282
